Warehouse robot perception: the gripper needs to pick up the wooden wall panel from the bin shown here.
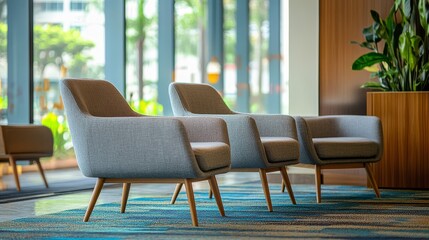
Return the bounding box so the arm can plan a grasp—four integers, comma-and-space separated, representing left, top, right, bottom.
319, 0, 393, 115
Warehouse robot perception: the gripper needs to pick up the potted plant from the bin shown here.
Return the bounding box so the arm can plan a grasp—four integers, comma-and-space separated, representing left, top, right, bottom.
352, 0, 429, 189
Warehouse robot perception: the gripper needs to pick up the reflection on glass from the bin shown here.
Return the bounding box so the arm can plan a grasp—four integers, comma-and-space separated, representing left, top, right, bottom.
125, 0, 162, 115
175, 0, 207, 83
249, 0, 269, 113
33, 0, 105, 161
0, 0, 7, 124
223, 0, 237, 110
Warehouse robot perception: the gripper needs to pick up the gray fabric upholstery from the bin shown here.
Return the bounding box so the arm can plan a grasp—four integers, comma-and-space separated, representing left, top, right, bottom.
295, 116, 383, 165
191, 142, 230, 172
169, 82, 299, 169
60, 78, 231, 179
261, 137, 299, 163
313, 137, 379, 159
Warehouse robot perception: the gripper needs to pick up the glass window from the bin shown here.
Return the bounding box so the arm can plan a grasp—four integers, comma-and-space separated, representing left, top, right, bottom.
33, 0, 105, 162
70, 1, 88, 11
175, 0, 207, 84
249, 0, 269, 113
0, 0, 6, 124
125, 0, 161, 115
34, 1, 64, 12
223, 0, 237, 110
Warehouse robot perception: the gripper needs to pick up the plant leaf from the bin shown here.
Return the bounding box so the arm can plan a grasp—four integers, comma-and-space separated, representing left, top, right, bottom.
352, 52, 390, 70
363, 24, 382, 43
361, 81, 387, 90
418, 0, 429, 35
371, 10, 381, 23
399, 31, 421, 70
402, 0, 412, 19
395, 0, 402, 11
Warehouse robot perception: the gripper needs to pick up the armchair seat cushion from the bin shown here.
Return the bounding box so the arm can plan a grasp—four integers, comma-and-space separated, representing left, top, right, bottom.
191, 142, 230, 172
261, 137, 299, 163
313, 137, 379, 159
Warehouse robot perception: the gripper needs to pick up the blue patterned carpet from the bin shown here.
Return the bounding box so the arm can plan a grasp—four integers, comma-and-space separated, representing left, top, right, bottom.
0, 183, 428, 239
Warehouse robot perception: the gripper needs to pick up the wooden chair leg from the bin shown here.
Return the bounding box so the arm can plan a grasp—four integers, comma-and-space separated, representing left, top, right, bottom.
184, 179, 198, 227
170, 183, 183, 204
84, 178, 105, 222
208, 176, 225, 217
259, 169, 273, 212
121, 183, 131, 213
364, 163, 381, 198
209, 188, 213, 199
35, 159, 49, 188
281, 180, 285, 193
315, 165, 322, 203
280, 167, 296, 205
8, 157, 21, 192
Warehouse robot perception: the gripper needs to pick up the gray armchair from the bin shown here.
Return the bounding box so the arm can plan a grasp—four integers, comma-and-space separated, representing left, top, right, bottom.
60, 79, 231, 227
295, 116, 383, 203
169, 82, 299, 211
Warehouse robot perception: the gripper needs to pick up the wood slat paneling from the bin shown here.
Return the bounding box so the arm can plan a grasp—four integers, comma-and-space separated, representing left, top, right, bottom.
319, 0, 393, 115
367, 92, 429, 189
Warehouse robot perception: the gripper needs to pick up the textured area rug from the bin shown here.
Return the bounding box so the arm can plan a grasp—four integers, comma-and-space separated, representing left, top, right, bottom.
0, 183, 428, 239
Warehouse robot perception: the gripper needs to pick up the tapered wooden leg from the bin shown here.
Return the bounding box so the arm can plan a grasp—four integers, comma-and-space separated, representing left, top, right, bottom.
170, 183, 183, 204
35, 159, 49, 188
315, 165, 322, 203
184, 179, 198, 226
280, 167, 296, 205
259, 169, 273, 212
364, 163, 381, 198
9, 157, 20, 192
84, 178, 105, 222
281, 180, 285, 193
209, 188, 213, 199
121, 183, 131, 213
208, 176, 225, 216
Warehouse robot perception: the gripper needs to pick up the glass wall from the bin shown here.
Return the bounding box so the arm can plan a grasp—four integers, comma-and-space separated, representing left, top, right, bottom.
249, 0, 269, 113
33, 0, 105, 161
125, 0, 161, 115
223, 0, 237, 110
175, 0, 207, 83
0, 0, 6, 124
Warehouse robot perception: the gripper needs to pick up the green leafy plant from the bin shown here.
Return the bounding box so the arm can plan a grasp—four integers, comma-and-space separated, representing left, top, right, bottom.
352, 0, 429, 91
129, 99, 163, 115
41, 112, 71, 156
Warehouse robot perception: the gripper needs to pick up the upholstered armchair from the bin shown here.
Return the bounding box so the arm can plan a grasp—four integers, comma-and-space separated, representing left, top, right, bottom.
295, 116, 383, 203
169, 82, 299, 211
60, 79, 231, 227
0, 125, 53, 191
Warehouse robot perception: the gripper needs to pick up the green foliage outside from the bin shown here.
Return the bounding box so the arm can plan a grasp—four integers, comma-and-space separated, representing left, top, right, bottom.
129, 99, 163, 115
41, 112, 71, 158
33, 24, 96, 79
0, 95, 7, 110
352, 0, 429, 91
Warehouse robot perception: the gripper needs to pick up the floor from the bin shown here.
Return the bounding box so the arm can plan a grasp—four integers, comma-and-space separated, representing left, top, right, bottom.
0, 168, 286, 223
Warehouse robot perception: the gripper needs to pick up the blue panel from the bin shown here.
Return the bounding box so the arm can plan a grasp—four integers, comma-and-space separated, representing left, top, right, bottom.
7, 0, 32, 123
158, 0, 174, 116
236, 0, 249, 112
105, 0, 125, 95
207, 0, 224, 93
267, 0, 281, 114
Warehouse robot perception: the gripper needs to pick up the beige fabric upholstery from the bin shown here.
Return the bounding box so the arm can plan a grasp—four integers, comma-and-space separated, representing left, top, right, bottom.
261, 137, 299, 163
172, 83, 234, 114
0, 125, 53, 156
313, 137, 379, 159
191, 142, 231, 172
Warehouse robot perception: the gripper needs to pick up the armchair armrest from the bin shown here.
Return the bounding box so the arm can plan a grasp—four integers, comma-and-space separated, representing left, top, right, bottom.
187, 114, 268, 168
174, 116, 229, 145
72, 116, 205, 179
246, 114, 298, 139
294, 116, 322, 165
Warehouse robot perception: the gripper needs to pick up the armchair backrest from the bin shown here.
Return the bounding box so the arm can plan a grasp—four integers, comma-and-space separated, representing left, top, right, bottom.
169, 83, 234, 115
62, 79, 139, 117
